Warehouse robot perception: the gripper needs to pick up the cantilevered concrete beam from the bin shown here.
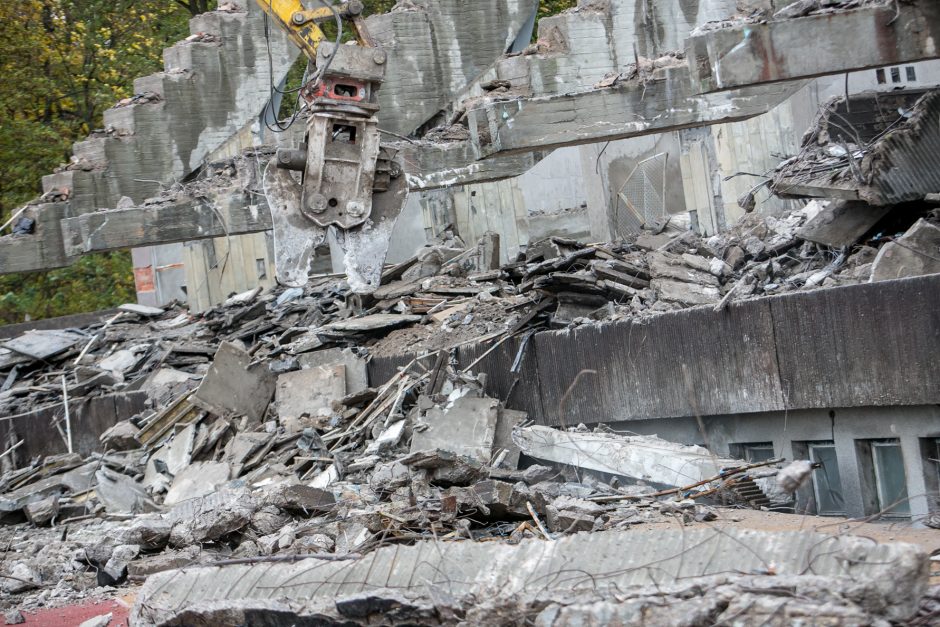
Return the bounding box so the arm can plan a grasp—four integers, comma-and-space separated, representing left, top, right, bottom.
465, 68, 803, 158
687, 0, 940, 94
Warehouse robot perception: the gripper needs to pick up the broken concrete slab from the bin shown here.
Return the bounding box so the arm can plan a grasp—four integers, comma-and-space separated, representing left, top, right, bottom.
513, 426, 740, 489
94, 468, 156, 515
322, 314, 423, 334
275, 365, 345, 432
648, 252, 720, 287
652, 278, 721, 306
119, 303, 164, 317
297, 348, 368, 395
797, 200, 892, 248
132, 528, 929, 625
1, 329, 84, 361
492, 409, 526, 469
191, 342, 275, 422
24, 495, 59, 526
166, 488, 256, 547
261, 484, 335, 514
871, 219, 940, 282
163, 461, 231, 507
128, 545, 200, 579
410, 396, 499, 463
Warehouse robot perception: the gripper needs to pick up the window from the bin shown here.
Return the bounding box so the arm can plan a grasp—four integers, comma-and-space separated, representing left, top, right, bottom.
872, 440, 910, 517
730, 442, 775, 463
891, 67, 902, 84
809, 443, 845, 515
876, 68, 886, 85
906, 66, 917, 82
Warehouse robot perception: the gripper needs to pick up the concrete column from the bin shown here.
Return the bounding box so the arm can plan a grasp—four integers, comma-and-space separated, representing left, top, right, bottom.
833, 433, 867, 519
899, 435, 930, 527
578, 144, 613, 242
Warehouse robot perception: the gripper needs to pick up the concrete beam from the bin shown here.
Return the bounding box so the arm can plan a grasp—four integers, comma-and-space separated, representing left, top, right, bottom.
60, 194, 272, 257
687, 1, 940, 93
0, 203, 73, 274
133, 528, 927, 624
466, 68, 804, 158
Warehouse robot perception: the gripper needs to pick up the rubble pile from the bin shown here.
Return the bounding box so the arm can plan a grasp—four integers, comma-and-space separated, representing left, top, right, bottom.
4, 200, 934, 419
0, 202, 937, 620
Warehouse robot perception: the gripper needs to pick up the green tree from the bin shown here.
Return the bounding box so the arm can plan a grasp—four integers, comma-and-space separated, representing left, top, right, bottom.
0, 0, 193, 324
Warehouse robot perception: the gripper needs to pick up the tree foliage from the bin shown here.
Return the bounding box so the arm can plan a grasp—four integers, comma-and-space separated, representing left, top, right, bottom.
0, 1, 192, 324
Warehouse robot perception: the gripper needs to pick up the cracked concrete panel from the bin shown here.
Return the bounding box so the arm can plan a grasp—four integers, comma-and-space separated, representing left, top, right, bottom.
366, 0, 539, 135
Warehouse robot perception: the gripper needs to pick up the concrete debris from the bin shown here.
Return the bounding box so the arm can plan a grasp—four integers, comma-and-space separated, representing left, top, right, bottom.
871, 218, 940, 282
77, 613, 111, 627
132, 528, 927, 625
0, 204, 936, 618
777, 459, 815, 494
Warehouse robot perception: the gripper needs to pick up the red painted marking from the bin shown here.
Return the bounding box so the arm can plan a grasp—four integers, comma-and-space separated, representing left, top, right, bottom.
19, 598, 130, 626
133, 266, 155, 293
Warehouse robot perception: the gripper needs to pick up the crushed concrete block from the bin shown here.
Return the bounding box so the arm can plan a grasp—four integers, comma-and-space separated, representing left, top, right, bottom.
2, 563, 38, 594
298, 348, 368, 395
724, 244, 746, 269
127, 545, 201, 578
291, 533, 334, 554
143, 423, 196, 489
3, 609, 24, 625
368, 461, 411, 492
871, 219, 940, 282
163, 461, 231, 506
652, 278, 721, 306
192, 342, 276, 422
275, 365, 345, 432
399, 449, 487, 487
410, 396, 499, 463
116, 517, 173, 550
24, 495, 59, 526
545, 506, 595, 533
133, 529, 929, 625
99, 420, 141, 451
95, 468, 156, 515
366, 419, 406, 454
261, 484, 335, 514
78, 613, 112, 627
797, 200, 892, 248
250, 506, 292, 537
649, 252, 720, 286
97, 349, 143, 379
492, 408, 526, 469
166, 488, 256, 547
103, 544, 140, 583
471, 480, 530, 519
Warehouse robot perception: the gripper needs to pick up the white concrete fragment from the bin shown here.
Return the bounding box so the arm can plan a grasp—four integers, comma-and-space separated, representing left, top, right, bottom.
513, 426, 737, 488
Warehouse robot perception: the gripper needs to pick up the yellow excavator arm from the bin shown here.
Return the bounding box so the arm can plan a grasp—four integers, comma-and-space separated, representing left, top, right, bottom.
254, 0, 374, 60
252, 0, 405, 294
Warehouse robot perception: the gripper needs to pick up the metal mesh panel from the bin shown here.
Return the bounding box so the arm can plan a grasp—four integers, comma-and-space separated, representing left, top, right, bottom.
613, 153, 668, 238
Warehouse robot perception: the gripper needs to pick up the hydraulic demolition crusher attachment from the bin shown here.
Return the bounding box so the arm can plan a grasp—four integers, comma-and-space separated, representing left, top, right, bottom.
257, 0, 408, 293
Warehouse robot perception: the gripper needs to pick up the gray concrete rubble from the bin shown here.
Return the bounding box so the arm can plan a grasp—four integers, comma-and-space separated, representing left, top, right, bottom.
772, 89, 940, 205
132, 528, 927, 625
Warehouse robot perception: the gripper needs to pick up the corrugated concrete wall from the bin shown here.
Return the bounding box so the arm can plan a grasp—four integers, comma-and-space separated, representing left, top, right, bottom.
369, 274, 940, 426
0, 392, 148, 460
